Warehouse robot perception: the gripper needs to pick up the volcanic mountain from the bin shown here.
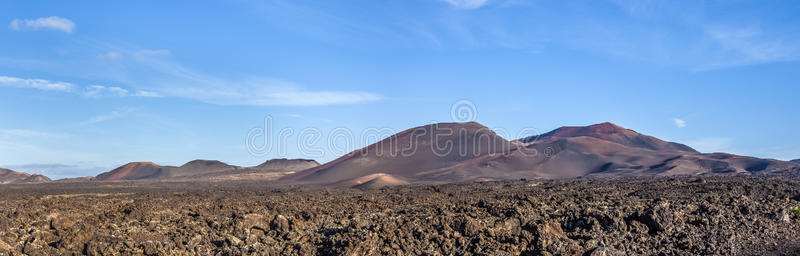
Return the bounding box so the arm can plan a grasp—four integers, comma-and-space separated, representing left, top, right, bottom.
285, 122, 799, 185
281, 122, 514, 184
0, 168, 52, 184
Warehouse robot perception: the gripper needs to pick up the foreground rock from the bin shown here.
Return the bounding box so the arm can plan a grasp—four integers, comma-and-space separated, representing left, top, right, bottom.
1, 175, 800, 255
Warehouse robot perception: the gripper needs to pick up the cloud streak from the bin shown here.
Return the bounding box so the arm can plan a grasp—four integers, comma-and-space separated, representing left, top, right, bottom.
130, 55, 382, 106
0, 75, 161, 98
84, 85, 160, 98
9, 16, 75, 33
165, 81, 382, 106
441, 0, 489, 9
697, 26, 800, 70
79, 109, 136, 126
673, 118, 686, 128
0, 129, 56, 138
0, 75, 75, 91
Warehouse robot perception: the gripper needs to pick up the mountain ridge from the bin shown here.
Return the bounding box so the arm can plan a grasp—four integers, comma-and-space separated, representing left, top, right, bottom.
286, 122, 798, 185
3, 122, 798, 186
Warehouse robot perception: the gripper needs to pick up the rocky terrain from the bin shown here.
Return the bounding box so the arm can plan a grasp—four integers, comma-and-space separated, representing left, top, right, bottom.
2, 174, 800, 255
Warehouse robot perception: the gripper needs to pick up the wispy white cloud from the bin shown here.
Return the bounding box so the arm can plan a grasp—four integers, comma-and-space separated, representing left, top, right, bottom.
441, 0, 489, 9
83, 85, 160, 98
133, 90, 160, 97
99, 51, 122, 61
130, 55, 382, 106
84, 85, 129, 97
0, 129, 54, 138
79, 109, 136, 126
136, 49, 171, 57
0, 75, 75, 92
9, 16, 75, 33
672, 118, 686, 128
0, 75, 161, 98
158, 78, 381, 106
697, 26, 800, 70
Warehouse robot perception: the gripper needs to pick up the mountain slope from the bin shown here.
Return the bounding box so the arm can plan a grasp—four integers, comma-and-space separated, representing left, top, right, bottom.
282, 122, 515, 184
792, 159, 800, 163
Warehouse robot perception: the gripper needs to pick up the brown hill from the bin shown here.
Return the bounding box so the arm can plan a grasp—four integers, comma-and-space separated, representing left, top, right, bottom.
518, 122, 697, 153
0, 168, 31, 184
0, 168, 52, 184
282, 122, 514, 184
95, 162, 167, 180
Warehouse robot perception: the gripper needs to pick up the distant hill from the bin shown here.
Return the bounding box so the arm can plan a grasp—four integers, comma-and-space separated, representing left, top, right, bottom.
0, 168, 51, 184
95, 162, 168, 180
54, 176, 94, 183
792, 159, 800, 163
178, 159, 319, 181
94, 159, 318, 181
253, 158, 319, 172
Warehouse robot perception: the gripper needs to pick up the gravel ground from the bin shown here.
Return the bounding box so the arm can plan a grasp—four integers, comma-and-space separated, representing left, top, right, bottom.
1, 175, 800, 255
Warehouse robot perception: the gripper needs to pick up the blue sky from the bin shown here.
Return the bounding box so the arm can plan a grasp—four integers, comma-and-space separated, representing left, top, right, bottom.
1, 0, 799, 178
